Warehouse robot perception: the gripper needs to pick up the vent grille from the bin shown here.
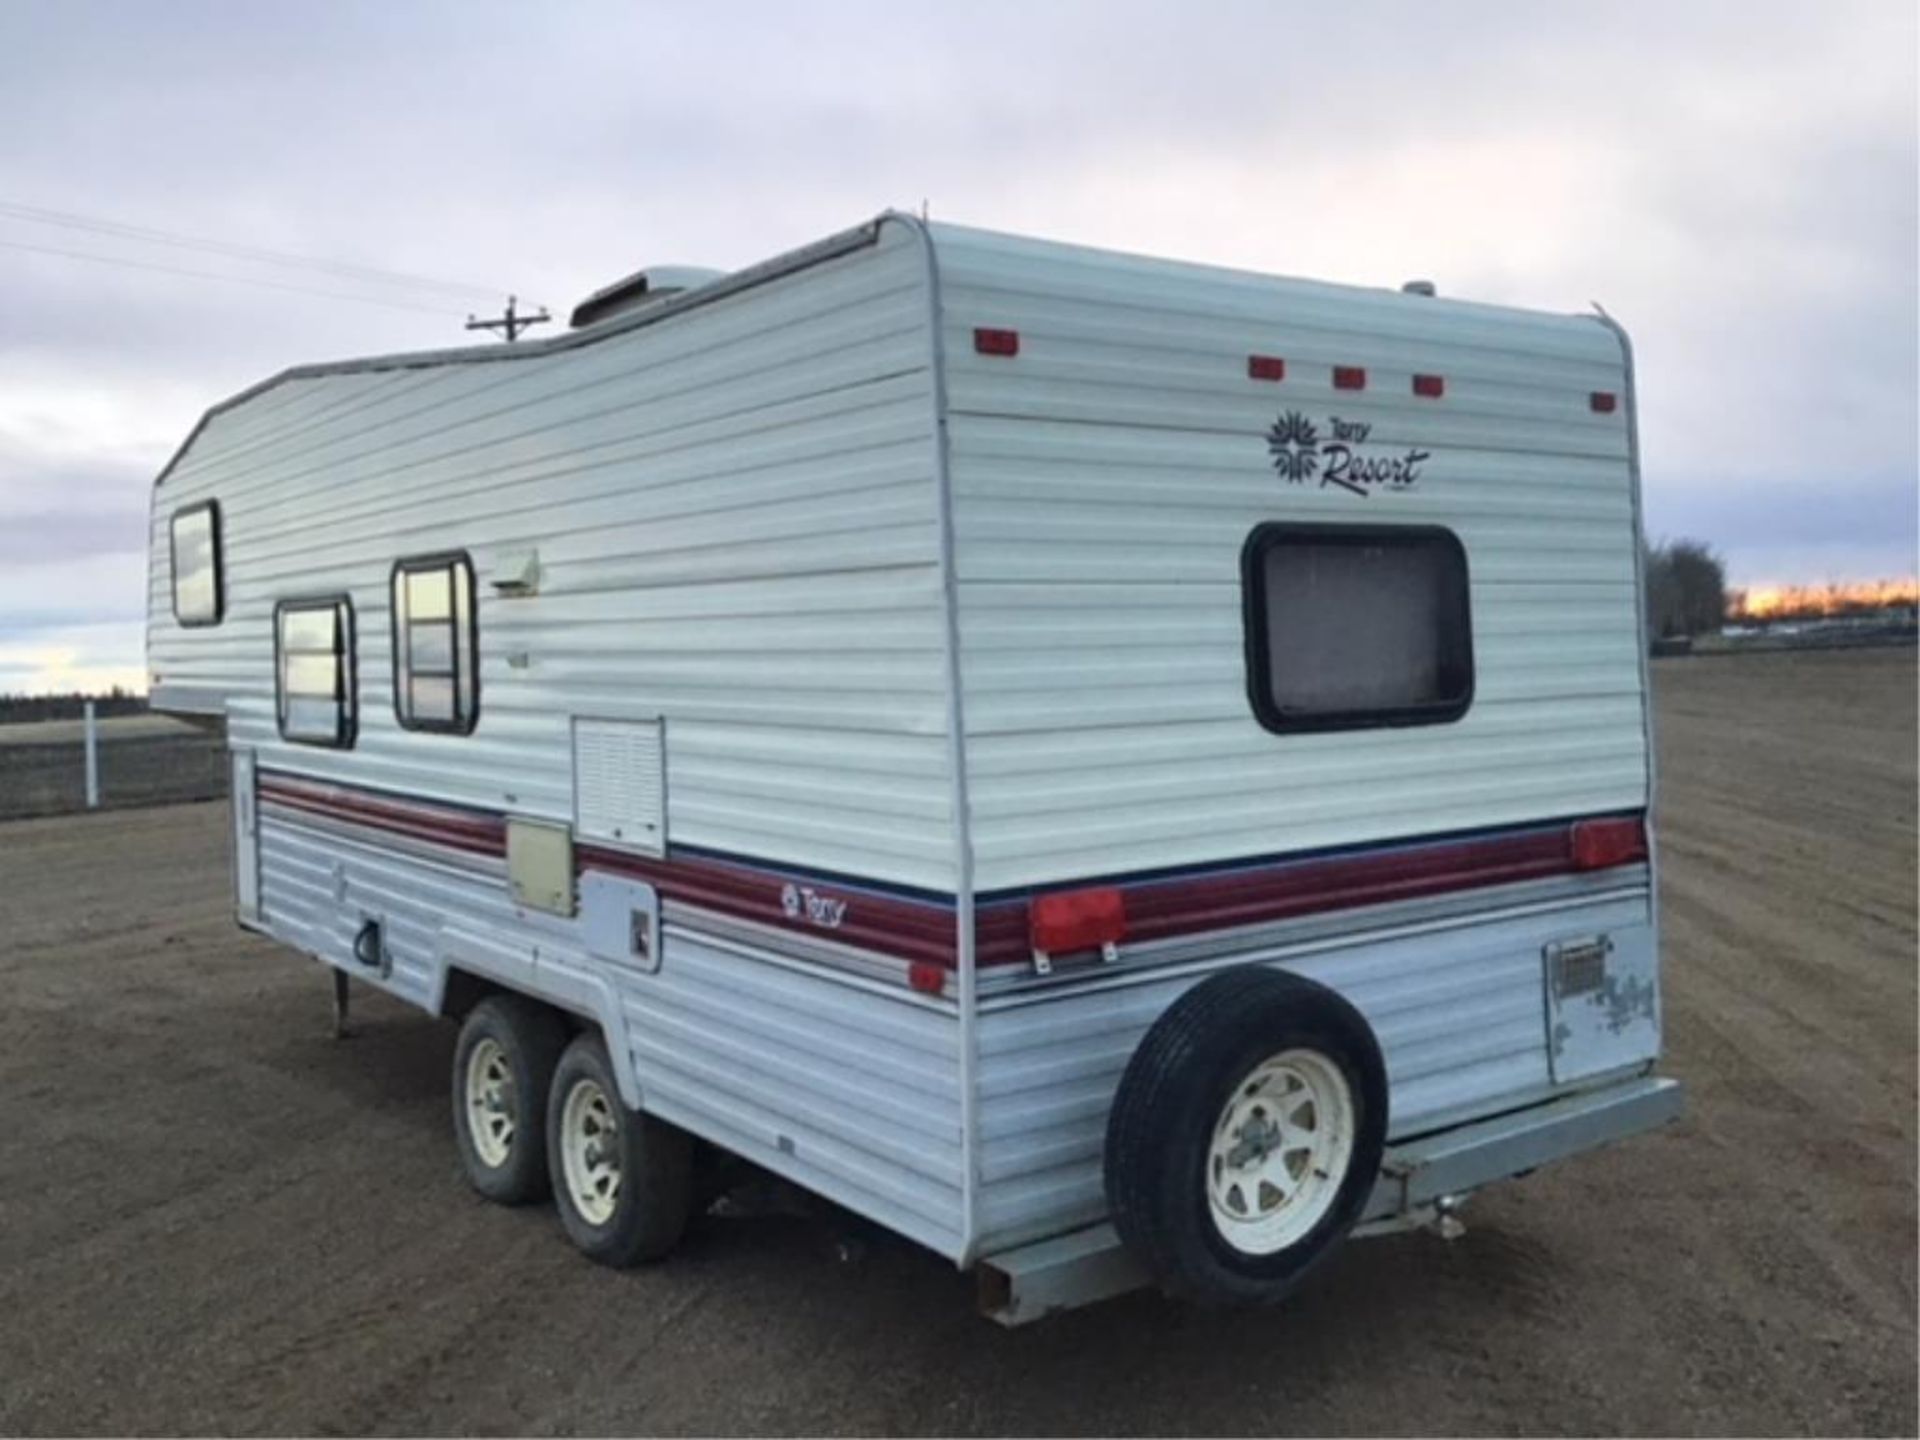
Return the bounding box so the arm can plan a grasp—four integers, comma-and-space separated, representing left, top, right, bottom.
573, 717, 665, 855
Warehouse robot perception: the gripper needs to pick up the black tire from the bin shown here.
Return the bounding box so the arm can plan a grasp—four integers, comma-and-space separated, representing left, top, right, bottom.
546, 1032, 692, 1267
450, 993, 568, 1205
1104, 967, 1388, 1305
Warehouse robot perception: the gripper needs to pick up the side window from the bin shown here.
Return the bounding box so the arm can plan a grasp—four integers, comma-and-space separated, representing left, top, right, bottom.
391, 553, 478, 734
170, 500, 223, 626
276, 597, 357, 748
1242, 522, 1473, 733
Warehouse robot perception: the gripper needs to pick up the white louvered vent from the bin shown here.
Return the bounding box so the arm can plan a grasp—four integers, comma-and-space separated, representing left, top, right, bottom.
572, 717, 665, 856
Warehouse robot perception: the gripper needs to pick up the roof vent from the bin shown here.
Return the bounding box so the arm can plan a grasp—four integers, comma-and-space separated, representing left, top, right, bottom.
570, 264, 726, 328
1401, 279, 1437, 297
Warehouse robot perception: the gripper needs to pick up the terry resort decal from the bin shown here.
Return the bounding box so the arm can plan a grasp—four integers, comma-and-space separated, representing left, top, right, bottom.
1266, 411, 1430, 497
781, 881, 848, 930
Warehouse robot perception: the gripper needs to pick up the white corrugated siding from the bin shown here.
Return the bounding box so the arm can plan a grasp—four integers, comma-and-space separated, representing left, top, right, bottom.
257, 817, 966, 1255
971, 886, 1655, 1255
928, 222, 1648, 892
148, 224, 955, 891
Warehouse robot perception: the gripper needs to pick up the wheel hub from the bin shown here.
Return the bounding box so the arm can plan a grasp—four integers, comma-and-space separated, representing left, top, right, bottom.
464, 1037, 516, 1169
561, 1078, 622, 1226
1206, 1049, 1356, 1255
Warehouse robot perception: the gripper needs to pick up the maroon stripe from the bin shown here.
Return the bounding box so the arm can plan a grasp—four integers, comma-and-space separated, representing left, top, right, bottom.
256, 771, 956, 967
578, 844, 958, 968
259, 775, 508, 856
972, 822, 1633, 969
255, 769, 1639, 975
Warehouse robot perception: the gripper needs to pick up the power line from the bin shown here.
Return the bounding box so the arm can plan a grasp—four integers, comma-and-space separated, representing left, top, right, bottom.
0, 236, 466, 316
0, 199, 517, 302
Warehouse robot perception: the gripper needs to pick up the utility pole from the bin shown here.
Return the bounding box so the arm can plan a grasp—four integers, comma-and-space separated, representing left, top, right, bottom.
465, 295, 550, 342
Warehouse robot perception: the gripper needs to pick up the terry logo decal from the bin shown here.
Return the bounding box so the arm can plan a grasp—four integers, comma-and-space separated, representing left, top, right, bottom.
1266, 411, 1430, 497
780, 882, 847, 930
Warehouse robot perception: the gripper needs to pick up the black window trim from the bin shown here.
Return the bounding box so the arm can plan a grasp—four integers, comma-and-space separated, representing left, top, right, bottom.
1241, 520, 1475, 736
389, 550, 480, 736
169, 499, 225, 627
274, 593, 358, 749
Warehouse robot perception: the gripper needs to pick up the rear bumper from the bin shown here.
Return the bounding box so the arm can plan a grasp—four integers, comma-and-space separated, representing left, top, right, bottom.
977, 1072, 1684, 1326
1358, 1072, 1683, 1228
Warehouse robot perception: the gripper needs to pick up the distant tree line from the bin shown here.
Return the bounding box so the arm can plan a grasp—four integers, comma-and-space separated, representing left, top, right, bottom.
1644, 539, 1728, 638
0, 688, 147, 725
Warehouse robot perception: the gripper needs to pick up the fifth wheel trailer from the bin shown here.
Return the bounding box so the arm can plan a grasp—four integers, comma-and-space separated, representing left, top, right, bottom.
147, 213, 1681, 1321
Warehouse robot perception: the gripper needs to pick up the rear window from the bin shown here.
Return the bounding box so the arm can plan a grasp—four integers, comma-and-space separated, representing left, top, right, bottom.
1242, 522, 1473, 733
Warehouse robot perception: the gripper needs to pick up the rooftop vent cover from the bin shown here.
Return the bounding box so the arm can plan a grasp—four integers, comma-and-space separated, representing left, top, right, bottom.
569, 265, 726, 328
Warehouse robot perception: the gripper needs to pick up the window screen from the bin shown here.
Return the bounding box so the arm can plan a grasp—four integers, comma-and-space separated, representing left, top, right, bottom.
1242, 523, 1473, 733
392, 553, 477, 734
170, 501, 223, 626
276, 597, 356, 747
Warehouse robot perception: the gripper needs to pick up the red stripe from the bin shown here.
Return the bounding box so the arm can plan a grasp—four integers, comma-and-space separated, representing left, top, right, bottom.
972, 823, 1633, 969
259, 775, 507, 856
255, 770, 1640, 974
578, 844, 958, 968
256, 771, 957, 966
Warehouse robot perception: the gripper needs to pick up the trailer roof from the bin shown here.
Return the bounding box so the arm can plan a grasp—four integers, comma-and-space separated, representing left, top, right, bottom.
153, 212, 1616, 494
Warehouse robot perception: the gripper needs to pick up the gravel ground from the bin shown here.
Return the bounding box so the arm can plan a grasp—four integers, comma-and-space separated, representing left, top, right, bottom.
0, 648, 1912, 1436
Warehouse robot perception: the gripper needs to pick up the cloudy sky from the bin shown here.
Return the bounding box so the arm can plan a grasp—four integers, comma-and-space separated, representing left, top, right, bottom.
1, 0, 1914, 693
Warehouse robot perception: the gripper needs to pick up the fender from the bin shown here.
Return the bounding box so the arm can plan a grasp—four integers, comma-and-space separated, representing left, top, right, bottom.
431, 925, 645, 1110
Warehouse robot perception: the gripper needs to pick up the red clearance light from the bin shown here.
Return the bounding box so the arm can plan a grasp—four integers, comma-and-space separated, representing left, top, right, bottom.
1248, 354, 1287, 382
1590, 390, 1618, 414
1413, 373, 1445, 398
974, 327, 1020, 357
907, 961, 946, 996
1333, 365, 1367, 390
1030, 887, 1127, 957
1571, 817, 1647, 871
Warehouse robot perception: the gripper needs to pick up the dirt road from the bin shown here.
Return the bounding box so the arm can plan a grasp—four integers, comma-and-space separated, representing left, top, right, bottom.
0, 648, 1912, 1436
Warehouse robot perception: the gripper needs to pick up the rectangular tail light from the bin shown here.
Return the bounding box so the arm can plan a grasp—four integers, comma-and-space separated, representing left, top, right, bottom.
1571, 816, 1647, 870
1030, 886, 1127, 957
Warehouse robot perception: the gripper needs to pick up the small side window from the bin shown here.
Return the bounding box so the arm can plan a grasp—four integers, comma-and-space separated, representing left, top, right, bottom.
171, 501, 223, 626
391, 553, 478, 734
276, 596, 356, 748
1242, 522, 1473, 733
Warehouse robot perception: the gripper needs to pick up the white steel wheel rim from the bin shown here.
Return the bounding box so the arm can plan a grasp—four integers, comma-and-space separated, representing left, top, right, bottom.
464, 1037, 516, 1169
560, 1077, 622, 1227
1206, 1048, 1356, 1256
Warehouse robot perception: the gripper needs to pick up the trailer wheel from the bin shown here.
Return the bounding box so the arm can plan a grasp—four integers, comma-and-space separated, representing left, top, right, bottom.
546, 1032, 692, 1267
450, 993, 568, 1205
1104, 967, 1387, 1305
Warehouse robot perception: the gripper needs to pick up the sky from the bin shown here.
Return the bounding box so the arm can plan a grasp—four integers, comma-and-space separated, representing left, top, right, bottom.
0, 0, 1913, 694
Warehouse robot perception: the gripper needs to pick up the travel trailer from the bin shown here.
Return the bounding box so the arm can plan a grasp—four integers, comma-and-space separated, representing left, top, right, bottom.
147, 214, 1681, 1321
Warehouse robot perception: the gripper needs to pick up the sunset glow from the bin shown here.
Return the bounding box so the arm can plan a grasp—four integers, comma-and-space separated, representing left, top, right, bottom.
1729, 578, 1920, 621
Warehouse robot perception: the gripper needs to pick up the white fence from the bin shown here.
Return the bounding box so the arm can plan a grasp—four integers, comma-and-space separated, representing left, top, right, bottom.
0, 712, 227, 820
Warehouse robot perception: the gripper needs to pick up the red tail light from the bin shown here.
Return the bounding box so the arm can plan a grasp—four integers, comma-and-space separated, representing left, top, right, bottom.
907, 961, 946, 996
1333, 365, 1367, 390
1590, 390, 1618, 414
1248, 354, 1287, 381
974, 327, 1020, 357
1412, 373, 1445, 398
1571, 817, 1647, 870
1030, 887, 1127, 956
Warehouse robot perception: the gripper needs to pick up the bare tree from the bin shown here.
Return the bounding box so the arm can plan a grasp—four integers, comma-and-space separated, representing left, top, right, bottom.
1644, 539, 1728, 637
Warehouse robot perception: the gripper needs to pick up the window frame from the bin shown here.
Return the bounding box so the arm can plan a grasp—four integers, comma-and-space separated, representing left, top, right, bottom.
389, 550, 480, 736
169, 499, 225, 627
1240, 520, 1475, 736
274, 594, 358, 749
